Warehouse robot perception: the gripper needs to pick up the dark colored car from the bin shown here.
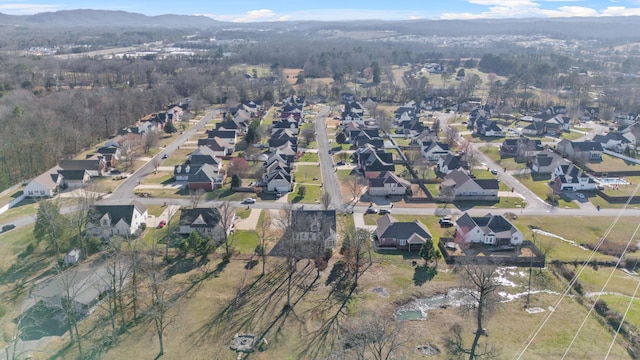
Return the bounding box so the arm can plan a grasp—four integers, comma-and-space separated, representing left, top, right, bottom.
440, 220, 454, 228
378, 209, 391, 215
365, 207, 378, 214
2, 224, 16, 232
336, 161, 346, 166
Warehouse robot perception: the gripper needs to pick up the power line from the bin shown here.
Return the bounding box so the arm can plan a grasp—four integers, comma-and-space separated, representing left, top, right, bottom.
561, 220, 640, 358
514, 183, 640, 359
605, 258, 640, 358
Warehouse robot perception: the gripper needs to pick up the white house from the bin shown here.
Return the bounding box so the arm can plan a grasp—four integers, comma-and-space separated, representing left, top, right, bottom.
24, 167, 63, 198
265, 170, 292, 193
551, 163, 597, 191
421, 140, 450, 161
86, 201, 148, 239
368, 171, 411, 196
455, 213, 523, 246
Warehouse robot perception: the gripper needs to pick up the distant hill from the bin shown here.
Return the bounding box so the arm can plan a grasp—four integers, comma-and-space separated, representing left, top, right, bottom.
0, 9, 221, 28
0, 9, 639, 40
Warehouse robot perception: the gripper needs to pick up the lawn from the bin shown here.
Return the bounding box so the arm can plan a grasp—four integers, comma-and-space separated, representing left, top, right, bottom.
329, 143, 353, 152
294, 165, 322, 184
0, 198, 38, 224
598, 294, 640, 328
289, 184, 323, 204
514, 173, 577, 208
0, 187, 25, 208
146, 205, 166, 217
161, 147, 194, 166
142, 172, 174, 185
228, 230, 259, 254
235, 207, 251, 219
587, 154, 640, 173
91, 176, 128, 193
298, 152, 319, 162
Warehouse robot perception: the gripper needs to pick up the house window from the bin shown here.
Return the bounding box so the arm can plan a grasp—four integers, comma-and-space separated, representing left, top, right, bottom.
399, 239, 406, 246
311, 224, 318, 232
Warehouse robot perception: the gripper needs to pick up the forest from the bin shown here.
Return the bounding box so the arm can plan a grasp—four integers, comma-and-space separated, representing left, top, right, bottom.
1, 16, 640, 191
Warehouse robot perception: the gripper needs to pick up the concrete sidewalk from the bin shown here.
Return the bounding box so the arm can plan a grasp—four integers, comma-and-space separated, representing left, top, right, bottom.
235, 208, 262, 230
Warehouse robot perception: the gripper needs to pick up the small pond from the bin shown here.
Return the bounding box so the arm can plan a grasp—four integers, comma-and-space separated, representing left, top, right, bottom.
395, 288, 476, 321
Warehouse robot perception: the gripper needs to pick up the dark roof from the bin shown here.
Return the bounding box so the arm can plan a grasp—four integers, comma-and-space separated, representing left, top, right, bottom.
571, 141, 603, 152
57, 169, 87, 181
58, 159, 101, 171
91, 201, 147, 225
376, 215, 431, 241
206, 129, 236, 139
189, 164, 219, 183
475, 179, 499, 190
291, 209, 337, 232
179, 208, 221, 228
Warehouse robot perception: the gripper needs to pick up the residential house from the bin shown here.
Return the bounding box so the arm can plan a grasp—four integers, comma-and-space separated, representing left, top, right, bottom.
375, 214, 432, 251
187, 163, 224, 191
58, 169, 90, 190
86, 200, 148, 238
551, 163, 597, 191
580, 107, 599, 121
283, 95, 305, 108
368, 171, 411, 196
530, 149, 570, 175
356, 145, 395, 179
477, 119, 504, 137
341, 92, 355, 103
420, 96, 444, 111
592, 132, 631, 153
291, 209, 338, 248
440, 170, 499, 199
437, 154, 465, 174
24, 167, 63, 197
206, 129, 237, 145
455, 212, 523, 246
397, 117, 427, 137
197, 137, 234, 157
34, 265, 118, 315
361, 97, 378, 108
521, 121, 546, 136
58, 159, 106, 177
421, 140, 450, 161
271, 119, 299, 135
96, 145, 121, 167
556, 140, 603, 162
268, 138, 298, 153
178, 208, 224, 236
187, 146, 222, 167
264, 169, 292, 193
174, 164, 201, 182
349, 128, 380, 147
500, 137, 543, 160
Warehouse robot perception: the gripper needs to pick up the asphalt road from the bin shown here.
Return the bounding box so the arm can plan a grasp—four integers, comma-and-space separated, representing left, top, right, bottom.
110, 108, 220, 199
314, 105, 343, 209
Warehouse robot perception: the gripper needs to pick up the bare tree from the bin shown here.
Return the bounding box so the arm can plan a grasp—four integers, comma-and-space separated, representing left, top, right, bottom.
446, 126, 460, 149
341, 310, 409, 360
346, 175, 363, 206
439, 184, 456, 209
448, 260, 502, 359
68, 189, 98, 257
217, 201, 236, 259
256, 210, 270, 276
143, 130, 160, 154
146, 261, 172, 357
340, 228, 373, 288
33, 198, 68, 254
337, 151, 350, 163
321, 191, 332, 210
189, 188, 206, 208
300, 128, 316, 147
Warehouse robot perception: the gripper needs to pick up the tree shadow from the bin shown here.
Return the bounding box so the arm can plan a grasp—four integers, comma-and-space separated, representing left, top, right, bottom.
413, 265, 438, 286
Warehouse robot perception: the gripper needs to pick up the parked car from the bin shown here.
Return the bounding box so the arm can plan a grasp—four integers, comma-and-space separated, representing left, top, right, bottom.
336, 161, 346, 166
242, 198, 256, 204
365, 207, 378, 214
1, 224, 16, 233
157, 220, 166, 228
440, 220, 454, 228
378, 209, 391, 215
490, 169, 499, 175
576, 193, 585, 199
439, 216, 452, 224
110, 169, 121, 174
161, 154, 168, 159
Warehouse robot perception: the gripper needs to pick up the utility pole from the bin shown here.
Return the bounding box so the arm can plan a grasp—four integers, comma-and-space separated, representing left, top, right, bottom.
526, 233, 536, 308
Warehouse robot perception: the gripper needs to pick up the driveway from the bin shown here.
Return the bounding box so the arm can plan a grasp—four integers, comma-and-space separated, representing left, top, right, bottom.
235, 208, 262, 230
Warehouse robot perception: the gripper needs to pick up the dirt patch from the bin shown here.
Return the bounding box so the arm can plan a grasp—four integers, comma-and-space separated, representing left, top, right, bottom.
282, 68, 303, 85
369, 286, 390, 298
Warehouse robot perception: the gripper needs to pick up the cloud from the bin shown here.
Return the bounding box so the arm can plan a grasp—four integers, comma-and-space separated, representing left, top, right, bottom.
442, 0, 640, 19
0, 3, 61, 15
233, 9, 280, 22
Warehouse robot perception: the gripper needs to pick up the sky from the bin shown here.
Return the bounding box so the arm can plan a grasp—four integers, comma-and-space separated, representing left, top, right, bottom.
2, 0, 640, 21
